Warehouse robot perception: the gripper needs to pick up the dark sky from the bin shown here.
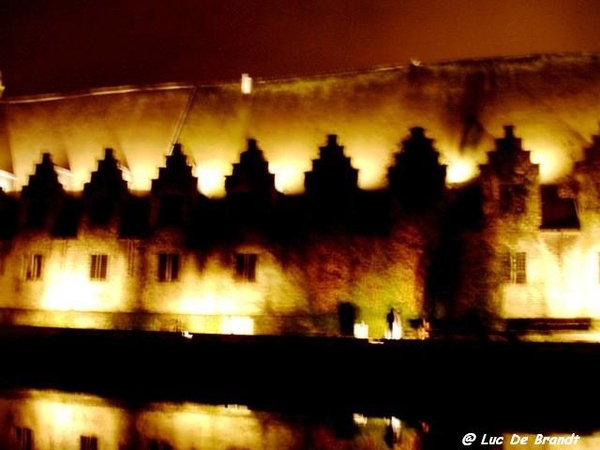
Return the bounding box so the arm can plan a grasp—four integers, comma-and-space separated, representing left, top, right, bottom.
1, 0, 600, 96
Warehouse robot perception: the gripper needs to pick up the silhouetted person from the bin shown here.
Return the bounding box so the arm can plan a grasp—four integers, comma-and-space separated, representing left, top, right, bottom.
386, 308, 395, 337
386, 307, 402, 339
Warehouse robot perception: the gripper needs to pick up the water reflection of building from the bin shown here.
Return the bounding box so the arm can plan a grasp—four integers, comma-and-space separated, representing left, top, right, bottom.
0, 388, 424, 450
2, 53, 600, 339
3, 388, 600, 449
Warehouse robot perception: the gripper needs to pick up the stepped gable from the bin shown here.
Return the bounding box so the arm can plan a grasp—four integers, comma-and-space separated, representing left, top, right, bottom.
20, 153, 66, 230
482, 125, 539, 179
21, 153, 63, 198
151, 143, 199, 227
305, 134, 359, 196
225, 138, 278, 210
151, 143, 198, 195
573, 128, 600, 215
2, 53, 600, 195
83, 148, 129, 226
479, 125, 540, 217
304, 134, 359, 222
84, 148, 128, 198
387, 126, 447, 211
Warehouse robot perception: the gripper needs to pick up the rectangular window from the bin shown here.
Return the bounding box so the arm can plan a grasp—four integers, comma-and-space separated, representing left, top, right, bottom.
500, 251, 527, 284
158, 253, 180, 282
235, 253, 257, 282
14, 426, 33, 450
515, 252, 527, 284
24, 254, 43, 280
90, 254, 108, 280
127, 240, 136, 277
80, 435, 98, 450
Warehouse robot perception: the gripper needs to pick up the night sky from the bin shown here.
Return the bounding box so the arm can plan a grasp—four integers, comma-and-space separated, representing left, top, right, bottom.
1, 0, 600, 96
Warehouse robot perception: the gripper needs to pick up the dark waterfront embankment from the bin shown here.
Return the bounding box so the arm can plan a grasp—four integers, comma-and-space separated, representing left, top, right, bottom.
1, 326, 599, 430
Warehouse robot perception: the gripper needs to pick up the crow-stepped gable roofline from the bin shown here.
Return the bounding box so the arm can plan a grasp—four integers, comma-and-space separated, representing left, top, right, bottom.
1, 52, 600, 197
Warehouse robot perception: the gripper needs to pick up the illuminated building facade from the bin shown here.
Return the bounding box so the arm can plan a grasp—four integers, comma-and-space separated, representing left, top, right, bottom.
1, 53, 600, 337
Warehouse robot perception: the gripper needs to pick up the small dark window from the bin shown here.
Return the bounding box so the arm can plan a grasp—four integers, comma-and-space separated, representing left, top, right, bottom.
500, 251, 526, 284
24, 254, 43, 280
90, 254, 108, 280
80, 435, 98, 450
515, 252, 527, 284
158, 253, 180, 282
14, 426, 33, 450
235, 253, 257, 282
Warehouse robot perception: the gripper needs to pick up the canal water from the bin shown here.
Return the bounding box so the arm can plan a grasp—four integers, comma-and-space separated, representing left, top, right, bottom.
1, 387, 599, 449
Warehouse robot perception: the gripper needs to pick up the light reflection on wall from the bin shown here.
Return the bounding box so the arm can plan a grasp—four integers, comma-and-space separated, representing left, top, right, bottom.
0, 169, 16, 191
270, 159, 309, 194
528, 139, 573, 183
41, 257, 127, 314
221, 315, 255, 335
177, 287, 263, 316
499, 233, 600, 328
447, 158, 478, 184
196, 163, 230, 197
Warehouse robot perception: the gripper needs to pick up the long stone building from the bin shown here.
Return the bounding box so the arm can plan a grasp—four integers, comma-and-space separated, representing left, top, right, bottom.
1, 53, 600, 338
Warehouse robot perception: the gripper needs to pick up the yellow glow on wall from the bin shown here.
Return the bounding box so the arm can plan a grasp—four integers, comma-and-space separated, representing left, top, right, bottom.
528, 140, 570, 183
177, 292, 257, 316
353, 321, 369, 339
447, 159, 478, 184
0, 169, 16, 191
41, 267, 125, 313
42, 274, 92, 311
221, 315, 254, 335
175, 270, 266, 316
55, 167, 75, 191
501, 237, 600, 320
544, 247, 600, 317
196, 163, 229, 197
119, 165, 133, 184
270, 161, 306, 194
351, 151, 388, 191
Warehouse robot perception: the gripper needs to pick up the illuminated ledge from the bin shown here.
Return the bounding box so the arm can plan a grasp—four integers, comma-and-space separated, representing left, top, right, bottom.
4, 51, 599, 104
1, 82, 197, 104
